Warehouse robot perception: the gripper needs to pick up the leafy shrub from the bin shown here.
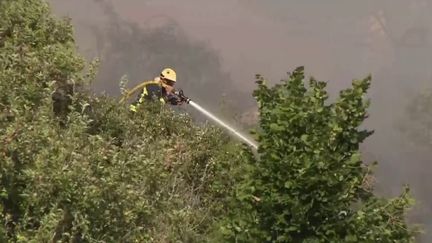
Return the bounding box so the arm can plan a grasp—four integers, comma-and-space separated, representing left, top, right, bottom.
0, 0, 242, 241
0, 0, 416, 242
217, 67, 416, 243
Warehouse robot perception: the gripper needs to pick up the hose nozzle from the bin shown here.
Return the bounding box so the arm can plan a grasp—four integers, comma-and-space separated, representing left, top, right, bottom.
174, 89, 191, 104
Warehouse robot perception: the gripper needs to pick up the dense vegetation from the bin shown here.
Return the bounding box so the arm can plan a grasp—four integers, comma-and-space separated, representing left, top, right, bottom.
218, 69, 416, 242
0, 0, 417, 242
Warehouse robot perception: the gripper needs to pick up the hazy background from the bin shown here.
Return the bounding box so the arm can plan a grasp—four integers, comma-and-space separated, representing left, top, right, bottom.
49, 0, 432, 241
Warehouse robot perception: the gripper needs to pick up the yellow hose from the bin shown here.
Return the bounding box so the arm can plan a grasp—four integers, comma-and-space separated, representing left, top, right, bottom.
119, 80, 159, 103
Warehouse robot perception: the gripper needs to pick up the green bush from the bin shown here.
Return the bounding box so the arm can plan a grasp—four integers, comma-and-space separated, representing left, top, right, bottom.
0, 0, 417, 242
0, 0, 243, 241
217, 67, 416, 242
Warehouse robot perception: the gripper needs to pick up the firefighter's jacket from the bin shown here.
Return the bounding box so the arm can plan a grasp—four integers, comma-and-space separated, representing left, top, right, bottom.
129, 79, 180, 112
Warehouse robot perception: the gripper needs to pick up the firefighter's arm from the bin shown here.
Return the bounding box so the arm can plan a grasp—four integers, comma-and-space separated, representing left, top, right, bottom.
169, 89, 190, 105
165, 93, 183, 105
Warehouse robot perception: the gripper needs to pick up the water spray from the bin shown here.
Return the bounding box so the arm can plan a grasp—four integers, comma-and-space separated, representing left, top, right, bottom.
174, 90, 258, 150
189, 101, 258, 150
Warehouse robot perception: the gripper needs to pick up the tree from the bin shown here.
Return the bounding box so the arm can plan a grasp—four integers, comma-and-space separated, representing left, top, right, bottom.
0, 0, 418, 242
0, 0, 242, 241
217, 67, 416, 242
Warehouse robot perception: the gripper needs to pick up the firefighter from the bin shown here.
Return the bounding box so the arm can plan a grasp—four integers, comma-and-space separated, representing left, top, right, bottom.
121, 68, 187, 112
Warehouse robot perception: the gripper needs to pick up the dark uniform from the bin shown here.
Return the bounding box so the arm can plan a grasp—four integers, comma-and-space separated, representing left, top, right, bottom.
129, 80, 180, 112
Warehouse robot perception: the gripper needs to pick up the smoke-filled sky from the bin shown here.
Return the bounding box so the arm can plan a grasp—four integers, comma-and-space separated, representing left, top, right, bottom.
49, 0, 432, 241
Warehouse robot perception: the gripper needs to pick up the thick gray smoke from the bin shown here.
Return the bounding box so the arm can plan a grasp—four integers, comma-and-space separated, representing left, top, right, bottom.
49, 0, 432, 241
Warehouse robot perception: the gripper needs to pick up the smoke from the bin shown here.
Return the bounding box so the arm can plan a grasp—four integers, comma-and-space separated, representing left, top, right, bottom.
50, 0, 251, 114
49, 0, 432, 241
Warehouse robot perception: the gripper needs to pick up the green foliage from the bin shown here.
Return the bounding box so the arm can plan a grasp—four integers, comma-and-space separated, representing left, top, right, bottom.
0, 0, 242, 241
217, 67, 416, 242
0, 0, 417, 242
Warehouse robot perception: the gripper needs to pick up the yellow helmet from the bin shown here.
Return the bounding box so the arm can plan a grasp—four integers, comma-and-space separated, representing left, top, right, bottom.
160, 68, 177, 82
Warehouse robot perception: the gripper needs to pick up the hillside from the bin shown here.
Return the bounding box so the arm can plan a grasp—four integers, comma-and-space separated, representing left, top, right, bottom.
0, 0, 417, 242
